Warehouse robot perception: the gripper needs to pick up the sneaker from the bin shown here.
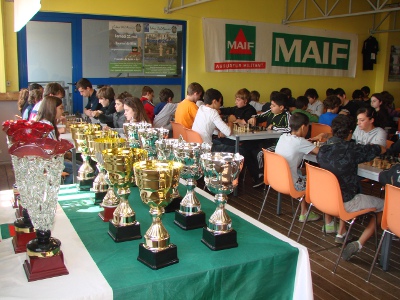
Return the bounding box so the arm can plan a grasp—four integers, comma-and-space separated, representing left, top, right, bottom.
252, 176, 264, 188
321, 222, 337, 234
341, 241, 360, 261
299, 211, 320, 222
334, 232, 353, 244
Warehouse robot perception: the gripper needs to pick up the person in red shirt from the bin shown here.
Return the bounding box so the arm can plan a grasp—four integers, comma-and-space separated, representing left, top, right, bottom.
140, 86, 155, 122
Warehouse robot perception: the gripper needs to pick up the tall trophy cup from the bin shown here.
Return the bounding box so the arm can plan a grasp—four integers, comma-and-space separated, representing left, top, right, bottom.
90, 135, 125, 205
134, 160, 183, 269
156, 138, 183, 213
200, 152, 244, 250
9, 138, 73, 281
75, 131, 95, 191
3, 122, 55, 253
173, 142, 210, 230
102, 148, 147, 242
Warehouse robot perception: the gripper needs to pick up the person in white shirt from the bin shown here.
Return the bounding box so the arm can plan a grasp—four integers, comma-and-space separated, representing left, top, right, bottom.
192, 88, 231, 145
305, 88, 324, 116
352, 106, 387, 147
153, 88, 178, 131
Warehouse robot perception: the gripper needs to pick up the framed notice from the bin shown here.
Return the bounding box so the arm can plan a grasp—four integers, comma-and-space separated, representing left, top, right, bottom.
108, 21, 182, 77
389, 45, 400, 82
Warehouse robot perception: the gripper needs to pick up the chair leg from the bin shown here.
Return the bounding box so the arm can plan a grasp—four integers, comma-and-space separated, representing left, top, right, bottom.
288, 196, 303, 238
258, 185, 270, 220
334, 218, 356, 274
297, 204, 313, 242
367, 231, 387, 282
290, 197, 295, 216
373, 213, 378, 250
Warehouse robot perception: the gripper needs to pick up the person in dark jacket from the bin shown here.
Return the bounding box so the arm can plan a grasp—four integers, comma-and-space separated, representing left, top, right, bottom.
99, 91, 131, 135
317, 114, 385, 261
93, 86, 116, 127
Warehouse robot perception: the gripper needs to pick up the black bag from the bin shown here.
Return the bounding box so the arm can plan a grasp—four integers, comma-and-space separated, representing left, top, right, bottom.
379, 164, 400, 187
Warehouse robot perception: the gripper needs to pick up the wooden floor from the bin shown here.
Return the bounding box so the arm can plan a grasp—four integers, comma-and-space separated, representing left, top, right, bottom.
2, 163, 399, 299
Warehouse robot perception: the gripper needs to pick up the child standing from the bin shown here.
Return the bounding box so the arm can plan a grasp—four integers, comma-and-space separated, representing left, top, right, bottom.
275, 112, 320, 222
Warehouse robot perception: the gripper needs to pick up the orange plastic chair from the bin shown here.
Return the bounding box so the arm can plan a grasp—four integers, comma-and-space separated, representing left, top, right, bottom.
367, 184, 400, 282
258, 149, 304, 237
299, 163, 377, 273
310, 123, 331, 139
386, 140, 394, 149
185, 128, 203, 143
170, 121, 187, 141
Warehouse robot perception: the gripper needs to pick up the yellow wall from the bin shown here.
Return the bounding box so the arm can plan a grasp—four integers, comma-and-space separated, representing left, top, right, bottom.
2, 0, 399, 106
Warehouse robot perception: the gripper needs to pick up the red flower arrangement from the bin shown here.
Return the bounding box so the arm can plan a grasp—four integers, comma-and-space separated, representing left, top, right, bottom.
9, 138, 74, 159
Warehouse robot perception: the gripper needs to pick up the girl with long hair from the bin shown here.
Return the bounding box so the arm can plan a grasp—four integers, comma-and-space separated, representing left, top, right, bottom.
123, 97, 151, 123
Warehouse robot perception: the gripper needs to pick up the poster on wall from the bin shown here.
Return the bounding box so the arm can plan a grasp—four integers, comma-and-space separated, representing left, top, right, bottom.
108, 21, 181, 76
109, 21, 143, 74
143, 23, 180, 75
388, 45, 400, 82
202, 18, 358, 77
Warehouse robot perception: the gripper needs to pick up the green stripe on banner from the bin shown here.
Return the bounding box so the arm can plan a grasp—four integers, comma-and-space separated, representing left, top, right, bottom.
0, 224, 11, 239
59, 185, 298, 300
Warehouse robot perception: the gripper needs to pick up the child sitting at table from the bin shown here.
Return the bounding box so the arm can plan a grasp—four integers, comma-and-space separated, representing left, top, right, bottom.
291, 96, 319, 123
247, 92, 291, 187
319, 95, 341, 126
275, 112, 320, 222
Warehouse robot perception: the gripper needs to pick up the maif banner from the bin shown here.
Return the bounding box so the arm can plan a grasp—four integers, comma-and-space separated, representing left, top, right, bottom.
203, 18, 358, 77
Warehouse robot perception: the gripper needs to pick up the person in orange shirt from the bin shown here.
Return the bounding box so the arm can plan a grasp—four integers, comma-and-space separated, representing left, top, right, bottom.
174, 82, 204, 129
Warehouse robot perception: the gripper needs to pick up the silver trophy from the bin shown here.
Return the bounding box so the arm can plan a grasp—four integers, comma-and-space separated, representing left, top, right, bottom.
123, 122, 151, 148
200, 152, 244, 250
137, 128, 169, 159
173, 142, 211, 230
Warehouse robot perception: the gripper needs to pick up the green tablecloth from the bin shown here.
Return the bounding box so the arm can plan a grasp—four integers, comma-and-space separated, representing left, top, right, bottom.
58, 185, 298, 300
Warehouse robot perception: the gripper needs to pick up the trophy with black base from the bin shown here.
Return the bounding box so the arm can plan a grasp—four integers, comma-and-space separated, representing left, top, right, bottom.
173, 142, 210, 230
134, 160, 183, 269
200, 152, 244, 251
156, 138, 183, 213
102, 148, 147, 242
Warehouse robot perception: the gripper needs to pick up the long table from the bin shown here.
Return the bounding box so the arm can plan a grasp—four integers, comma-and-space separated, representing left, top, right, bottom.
0, 183, 313, 300
227, 130, 283, 153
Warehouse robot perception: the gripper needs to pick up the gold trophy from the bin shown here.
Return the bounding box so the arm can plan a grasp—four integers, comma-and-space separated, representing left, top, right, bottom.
74, 128, 98, 191
200, 152, 244, 250
134, 160, 183, 269
173, 142, 210, 230
155, 138, 183, 213
102, 148, 147, 242
88, 132, 122, 204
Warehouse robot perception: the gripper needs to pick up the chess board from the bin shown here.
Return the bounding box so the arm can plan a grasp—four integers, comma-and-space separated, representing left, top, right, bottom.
232, 124, 268, 133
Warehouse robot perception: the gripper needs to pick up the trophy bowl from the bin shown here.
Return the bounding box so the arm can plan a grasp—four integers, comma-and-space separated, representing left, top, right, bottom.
200, 152, 244, 251
173, 142, 211, 230
102, 147, 147, 242
134, 160, 183, 269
